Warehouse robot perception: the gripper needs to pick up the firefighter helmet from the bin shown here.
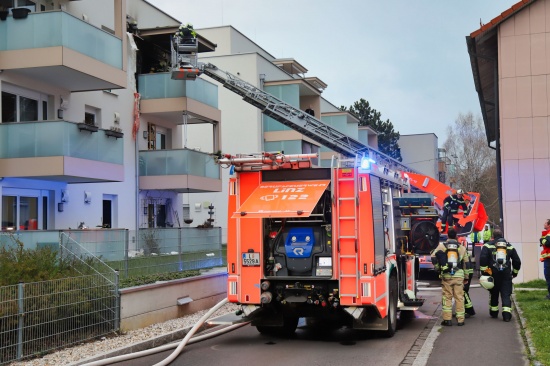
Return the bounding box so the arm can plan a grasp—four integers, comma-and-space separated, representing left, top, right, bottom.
456, 189, 464, 195
480, 275, 494, 290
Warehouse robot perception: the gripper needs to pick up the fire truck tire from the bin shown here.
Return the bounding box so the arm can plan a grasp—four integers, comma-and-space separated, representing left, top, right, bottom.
381, 275, 398, 338
256, 316, 299, 337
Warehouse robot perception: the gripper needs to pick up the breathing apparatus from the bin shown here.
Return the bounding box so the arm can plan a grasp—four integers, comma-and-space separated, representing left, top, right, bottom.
446, 242, 459, 275
494, 239, 508, 271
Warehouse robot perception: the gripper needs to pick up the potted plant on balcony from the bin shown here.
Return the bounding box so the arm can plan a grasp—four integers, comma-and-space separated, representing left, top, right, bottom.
11, 7, 31, 19
77, 122, 99, 133
105, 126, 124, 139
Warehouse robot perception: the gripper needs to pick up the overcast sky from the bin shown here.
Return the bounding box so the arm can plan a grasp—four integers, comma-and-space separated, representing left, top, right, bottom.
148, 0, 518, 144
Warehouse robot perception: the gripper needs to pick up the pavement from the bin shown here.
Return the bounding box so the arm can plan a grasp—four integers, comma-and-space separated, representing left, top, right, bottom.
419, 281, 530, 366
72, 278, 532, 366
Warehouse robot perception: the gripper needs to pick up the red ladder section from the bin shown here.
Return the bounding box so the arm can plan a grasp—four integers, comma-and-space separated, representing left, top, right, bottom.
335, 158, 359, 304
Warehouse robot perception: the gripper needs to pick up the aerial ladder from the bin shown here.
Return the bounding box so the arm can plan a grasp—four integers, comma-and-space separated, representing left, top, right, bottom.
170, 30, 487, 233
170, 37, 485, 234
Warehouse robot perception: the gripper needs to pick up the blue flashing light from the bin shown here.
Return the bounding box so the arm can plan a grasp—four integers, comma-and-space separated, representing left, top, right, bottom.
360, 157, 376, 169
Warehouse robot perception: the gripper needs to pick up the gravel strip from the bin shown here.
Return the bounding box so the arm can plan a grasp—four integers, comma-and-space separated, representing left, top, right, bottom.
9, 303, 240, 366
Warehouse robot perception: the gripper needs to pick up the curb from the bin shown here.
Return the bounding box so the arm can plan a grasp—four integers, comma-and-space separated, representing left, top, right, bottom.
67, 324, 198, 366
512, 289, 542, 366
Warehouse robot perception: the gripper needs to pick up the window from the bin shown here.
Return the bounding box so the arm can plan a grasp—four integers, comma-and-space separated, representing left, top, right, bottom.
2, 195, 39, 230
1, 85, 48, 123
302, 141, 320, 166
84, 112, 96, 126
84, 105, 101, 126
156, 131, 166, 150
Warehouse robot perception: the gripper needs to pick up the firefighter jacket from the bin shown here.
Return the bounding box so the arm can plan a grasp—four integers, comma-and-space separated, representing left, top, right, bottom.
443, 194, 468, 214
431, 239, 469, 280
483, 228, 492, 242
480, 238, 521, 277
470, 228, 491, 243
540, 229, 550, 262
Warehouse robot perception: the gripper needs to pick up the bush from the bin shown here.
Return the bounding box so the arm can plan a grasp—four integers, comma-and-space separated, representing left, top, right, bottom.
0, 235, 92, 286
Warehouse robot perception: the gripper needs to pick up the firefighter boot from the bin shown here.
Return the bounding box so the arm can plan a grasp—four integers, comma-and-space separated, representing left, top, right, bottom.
440, 320, 452, 326
503, 312, 512, 322
490, 310, 499, 318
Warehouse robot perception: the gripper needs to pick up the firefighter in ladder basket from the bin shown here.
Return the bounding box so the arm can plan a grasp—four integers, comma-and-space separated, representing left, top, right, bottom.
440, 189, 468, 234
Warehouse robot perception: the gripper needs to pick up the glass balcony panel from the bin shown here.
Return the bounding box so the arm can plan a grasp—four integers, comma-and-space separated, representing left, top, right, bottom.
263, 84, 300, 132
138, 74, 218, 108
139, 149, 219, 179
0, 121, 123, 164
0, 12, 122, 69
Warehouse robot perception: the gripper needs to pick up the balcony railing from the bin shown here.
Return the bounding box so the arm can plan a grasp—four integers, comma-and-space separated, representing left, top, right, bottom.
139, 148, 219, 179
0, 10, 122, 69
138, 73, 218, 108
0, 121, 123, 164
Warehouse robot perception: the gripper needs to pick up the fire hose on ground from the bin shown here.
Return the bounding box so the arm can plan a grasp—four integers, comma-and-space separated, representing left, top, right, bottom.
81, 297, 249, 366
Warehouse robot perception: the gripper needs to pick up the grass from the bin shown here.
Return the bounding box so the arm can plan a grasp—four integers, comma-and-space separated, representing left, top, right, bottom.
515, 279, 546, 289
515, 284, 550, 365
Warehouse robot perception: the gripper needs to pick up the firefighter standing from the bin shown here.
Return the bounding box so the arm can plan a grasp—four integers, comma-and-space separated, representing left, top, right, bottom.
440, 189, 468, 233
432, 228, 470, 326
479, 228, 521, 322
539, 219, 550, 299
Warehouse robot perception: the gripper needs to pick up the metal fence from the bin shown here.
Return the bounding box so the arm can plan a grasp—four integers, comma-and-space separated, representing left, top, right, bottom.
0, 227, 223, 364
0, 233, 119, 365
0, 227, 224, 279
67, 227, 224, 278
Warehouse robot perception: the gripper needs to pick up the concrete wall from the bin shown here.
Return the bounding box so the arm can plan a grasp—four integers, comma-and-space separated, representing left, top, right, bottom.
120, 272, 227, 331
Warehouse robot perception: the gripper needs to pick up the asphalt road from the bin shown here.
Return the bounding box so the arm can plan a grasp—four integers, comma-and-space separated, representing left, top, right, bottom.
107, 272, 443, 366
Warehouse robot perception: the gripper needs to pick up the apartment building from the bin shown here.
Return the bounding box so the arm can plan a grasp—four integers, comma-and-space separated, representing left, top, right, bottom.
467, 0, 550, 282
0, 0, 221, 234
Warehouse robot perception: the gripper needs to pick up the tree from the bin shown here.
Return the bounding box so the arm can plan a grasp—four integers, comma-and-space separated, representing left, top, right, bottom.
443, 112, 499, 224
341, 99, 402, 161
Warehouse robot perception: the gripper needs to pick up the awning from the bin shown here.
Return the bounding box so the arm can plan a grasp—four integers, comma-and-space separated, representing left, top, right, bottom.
232, 180, 330, 219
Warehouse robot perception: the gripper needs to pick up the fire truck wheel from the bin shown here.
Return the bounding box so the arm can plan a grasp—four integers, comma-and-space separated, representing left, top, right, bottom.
381, 275, 398, 338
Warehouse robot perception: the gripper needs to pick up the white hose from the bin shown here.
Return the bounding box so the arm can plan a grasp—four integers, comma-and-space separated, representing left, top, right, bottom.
153, 297, 229, 366
82, 298, 248, 366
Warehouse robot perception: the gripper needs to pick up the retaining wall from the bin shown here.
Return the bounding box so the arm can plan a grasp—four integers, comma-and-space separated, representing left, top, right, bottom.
120, 272, 228, 331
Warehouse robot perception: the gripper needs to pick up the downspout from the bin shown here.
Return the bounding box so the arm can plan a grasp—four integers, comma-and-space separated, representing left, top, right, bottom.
468, 47, 503, 232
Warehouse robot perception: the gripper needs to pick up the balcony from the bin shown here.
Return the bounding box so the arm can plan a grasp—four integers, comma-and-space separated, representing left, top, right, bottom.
139, 149, 221, 193
0, 11, 126, 91
138, 73, 220, 126
0, 121, 124, 183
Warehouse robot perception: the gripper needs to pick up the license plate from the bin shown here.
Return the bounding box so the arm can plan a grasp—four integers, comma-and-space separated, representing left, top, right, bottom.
242, 252, 260, 266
